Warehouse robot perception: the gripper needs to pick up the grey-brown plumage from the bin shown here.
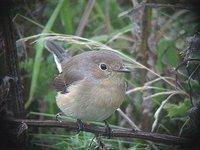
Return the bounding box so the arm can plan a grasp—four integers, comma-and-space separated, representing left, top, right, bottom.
45, 40, 129, 121
53, 50, 125, 93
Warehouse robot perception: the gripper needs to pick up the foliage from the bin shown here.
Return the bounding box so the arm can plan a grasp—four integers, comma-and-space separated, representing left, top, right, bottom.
15, 0, 200, 149
164, 99, 191, 118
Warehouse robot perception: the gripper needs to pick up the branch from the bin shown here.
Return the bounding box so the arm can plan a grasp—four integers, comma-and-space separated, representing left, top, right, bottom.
144, 3, 193, 10
134, 3, 194, 11
118, 2, 195, 17
5, 118, 192, 146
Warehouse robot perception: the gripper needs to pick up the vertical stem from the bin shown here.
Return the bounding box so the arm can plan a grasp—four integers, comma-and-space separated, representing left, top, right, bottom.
139, 0, 152, 131
75, 0, 96, 36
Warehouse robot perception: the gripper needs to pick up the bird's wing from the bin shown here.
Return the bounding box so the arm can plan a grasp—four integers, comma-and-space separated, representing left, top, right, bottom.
53, 68, 84, 93
44, 40, 71, 73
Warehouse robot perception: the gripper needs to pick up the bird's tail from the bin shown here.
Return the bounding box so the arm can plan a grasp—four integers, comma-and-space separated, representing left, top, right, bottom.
44, 40, 71, 73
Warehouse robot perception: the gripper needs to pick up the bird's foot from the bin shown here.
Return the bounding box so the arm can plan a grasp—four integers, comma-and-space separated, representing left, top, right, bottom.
76, 119, 85, 133
104, 121, 113, 138
56, 112, 63, 122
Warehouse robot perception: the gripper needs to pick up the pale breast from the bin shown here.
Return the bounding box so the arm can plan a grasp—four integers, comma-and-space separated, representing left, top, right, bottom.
56, 76, 125, 121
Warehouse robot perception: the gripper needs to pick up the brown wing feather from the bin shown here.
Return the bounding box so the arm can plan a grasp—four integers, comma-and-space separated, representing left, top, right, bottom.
52, 51, 93, 93
53, 74, 66, 92
53, 67, 84, 93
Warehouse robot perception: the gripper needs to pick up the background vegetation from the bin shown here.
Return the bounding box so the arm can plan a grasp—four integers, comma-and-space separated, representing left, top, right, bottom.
15, 0, 200, 149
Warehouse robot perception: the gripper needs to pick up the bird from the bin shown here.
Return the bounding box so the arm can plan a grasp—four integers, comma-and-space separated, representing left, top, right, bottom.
44, 40, 129, 131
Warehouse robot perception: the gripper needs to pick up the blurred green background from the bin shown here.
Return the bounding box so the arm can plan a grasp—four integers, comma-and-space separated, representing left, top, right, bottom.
15, 0, 200, 149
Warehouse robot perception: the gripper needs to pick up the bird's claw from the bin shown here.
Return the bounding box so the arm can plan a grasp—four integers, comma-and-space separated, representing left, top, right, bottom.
76, 119, 84, 133
104, 121, 113, 138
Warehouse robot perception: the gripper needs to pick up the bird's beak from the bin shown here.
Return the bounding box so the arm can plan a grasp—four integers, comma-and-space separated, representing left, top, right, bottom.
113, 67, 131, 73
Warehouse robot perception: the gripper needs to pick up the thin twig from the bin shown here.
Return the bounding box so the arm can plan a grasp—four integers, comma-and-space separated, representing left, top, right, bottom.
126, 86, 166, 95
188, 64, 200, 106
144, 90, 187, 100
151, 92, 182, 132
5, 118, 192, 146
133, 3, 194, 12
117, 108, 140, 131
144, 3, 193, 10
179, 118, 190, 137
120, 3, 194, 17
75, 0, 95, 36
144, 77, 175, 86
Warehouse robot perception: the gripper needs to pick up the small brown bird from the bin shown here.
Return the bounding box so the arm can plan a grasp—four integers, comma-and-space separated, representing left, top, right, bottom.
45, 40, 129, 123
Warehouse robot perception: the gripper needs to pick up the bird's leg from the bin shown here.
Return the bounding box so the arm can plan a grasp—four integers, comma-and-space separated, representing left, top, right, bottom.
56, 112, 63, 122
104, 120, 113, 138
76, 119, 85, 133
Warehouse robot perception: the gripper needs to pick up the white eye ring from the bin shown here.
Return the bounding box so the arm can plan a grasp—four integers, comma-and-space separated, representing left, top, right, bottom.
99, 63, 108, 71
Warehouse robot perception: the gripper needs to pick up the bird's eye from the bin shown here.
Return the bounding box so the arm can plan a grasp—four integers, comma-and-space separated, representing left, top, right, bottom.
99, 63, 107, 71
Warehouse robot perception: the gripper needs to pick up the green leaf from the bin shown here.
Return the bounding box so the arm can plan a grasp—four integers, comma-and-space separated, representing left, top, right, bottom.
164, 99, 191, 118
156, 39, 179, 72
